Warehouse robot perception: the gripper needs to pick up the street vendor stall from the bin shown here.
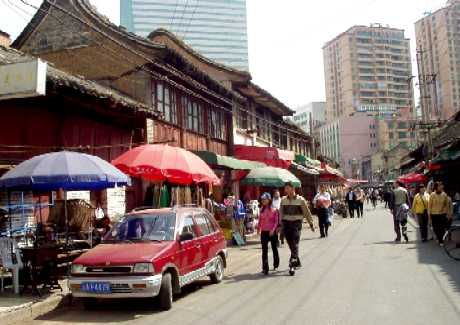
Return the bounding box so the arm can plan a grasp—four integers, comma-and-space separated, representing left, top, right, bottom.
0, 151, 130, 295
289, 162, 319, 201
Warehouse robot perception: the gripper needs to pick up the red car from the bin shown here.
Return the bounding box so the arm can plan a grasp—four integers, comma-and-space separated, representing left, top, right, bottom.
68, 206, 227, 310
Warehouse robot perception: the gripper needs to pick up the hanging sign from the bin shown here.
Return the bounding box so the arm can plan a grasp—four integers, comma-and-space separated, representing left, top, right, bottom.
0, 59, 47, 100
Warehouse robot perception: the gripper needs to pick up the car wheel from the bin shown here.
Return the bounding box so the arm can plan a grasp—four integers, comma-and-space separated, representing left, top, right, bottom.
82, 298, 97, 310
159, 273, 173, 311
210, 256, 224, 284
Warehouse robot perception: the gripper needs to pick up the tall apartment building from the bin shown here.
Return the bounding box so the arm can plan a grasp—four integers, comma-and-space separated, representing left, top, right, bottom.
415, 0, 460, 120
291, 102, 325, 134
323, 24, 415, 122
120, 0, 249, 70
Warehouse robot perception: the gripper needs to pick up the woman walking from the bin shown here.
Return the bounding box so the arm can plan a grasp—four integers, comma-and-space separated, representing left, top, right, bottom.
313, 184, 332, 238
412, 184, 430, 242
258, 193, 280, 275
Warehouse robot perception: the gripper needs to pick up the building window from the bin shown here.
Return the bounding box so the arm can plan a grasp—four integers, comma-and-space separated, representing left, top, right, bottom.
398, 121, 407, 129
182, 97, 202, 133
153, 81, 177, 124
209, 109, 227, 140
237, 109, 248, 129
398, 131, 407, 139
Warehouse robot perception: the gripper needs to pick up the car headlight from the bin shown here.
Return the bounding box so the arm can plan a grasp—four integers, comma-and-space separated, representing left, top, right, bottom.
71, 264, 85, 274
133, 263, 154, 274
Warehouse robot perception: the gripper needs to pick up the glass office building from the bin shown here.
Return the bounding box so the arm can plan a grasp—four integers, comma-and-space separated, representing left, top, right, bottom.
121, 0, 249, 71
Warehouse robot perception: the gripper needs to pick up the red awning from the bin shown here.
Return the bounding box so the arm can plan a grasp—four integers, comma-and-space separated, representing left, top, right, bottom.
398, 172, 427, 185
234, 145, 295, 169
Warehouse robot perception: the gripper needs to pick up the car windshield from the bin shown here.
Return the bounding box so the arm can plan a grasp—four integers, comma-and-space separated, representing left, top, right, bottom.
103, 213, 176, 242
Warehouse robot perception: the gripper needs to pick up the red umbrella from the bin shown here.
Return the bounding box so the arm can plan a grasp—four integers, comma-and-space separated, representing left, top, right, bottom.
112, 144, 220, 185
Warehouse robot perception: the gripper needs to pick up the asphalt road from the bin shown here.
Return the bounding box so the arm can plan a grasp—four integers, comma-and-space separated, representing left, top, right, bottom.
24, 204, 460, 325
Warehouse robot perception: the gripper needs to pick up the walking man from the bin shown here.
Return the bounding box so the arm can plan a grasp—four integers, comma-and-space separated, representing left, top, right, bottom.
428, 181, 451, 245
355, 187, 365, 218
345, 187, 357, 218
280, 182, 315, 269
392, 181, 410, 242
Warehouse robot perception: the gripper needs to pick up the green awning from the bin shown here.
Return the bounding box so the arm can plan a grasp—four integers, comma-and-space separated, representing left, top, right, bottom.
295, 154, 321, 168
193, 151, 266, 170
290, 162, 320, 176
432, 149, 460, 164
241, 166, 301, 188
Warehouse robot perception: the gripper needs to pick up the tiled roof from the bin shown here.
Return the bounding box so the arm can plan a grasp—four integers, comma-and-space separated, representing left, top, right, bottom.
0, 45, 157, 117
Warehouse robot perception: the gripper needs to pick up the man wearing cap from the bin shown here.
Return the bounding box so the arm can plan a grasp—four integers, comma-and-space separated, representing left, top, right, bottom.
280, 182, 315, 268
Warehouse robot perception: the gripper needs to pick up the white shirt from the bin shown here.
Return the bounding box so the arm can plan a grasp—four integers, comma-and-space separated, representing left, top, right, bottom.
313, 192, 331, 208
348, 192, 354, 200
272, 197, 281, 210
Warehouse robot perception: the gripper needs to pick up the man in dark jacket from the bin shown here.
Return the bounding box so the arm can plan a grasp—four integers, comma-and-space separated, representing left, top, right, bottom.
345, 188, 357, 218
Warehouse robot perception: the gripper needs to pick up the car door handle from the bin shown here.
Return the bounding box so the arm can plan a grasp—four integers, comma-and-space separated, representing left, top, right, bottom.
195, 244, 201, 248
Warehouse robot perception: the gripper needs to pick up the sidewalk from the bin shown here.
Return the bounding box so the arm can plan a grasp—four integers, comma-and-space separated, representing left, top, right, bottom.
0, 281, 69, 325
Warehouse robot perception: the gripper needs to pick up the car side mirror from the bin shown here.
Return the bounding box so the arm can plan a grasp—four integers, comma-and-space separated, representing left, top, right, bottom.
179, 232, 194, 242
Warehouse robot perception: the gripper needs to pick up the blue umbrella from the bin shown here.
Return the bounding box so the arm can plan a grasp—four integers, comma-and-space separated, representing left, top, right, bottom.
0, 151, 131, 249
0, 151, 130, 191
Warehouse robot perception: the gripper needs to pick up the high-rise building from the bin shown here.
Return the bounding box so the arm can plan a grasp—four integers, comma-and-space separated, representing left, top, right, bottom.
290, 102, 325, 134
120, 0, 249, 71
323, 24, 415, 122
415, 0, 460, 120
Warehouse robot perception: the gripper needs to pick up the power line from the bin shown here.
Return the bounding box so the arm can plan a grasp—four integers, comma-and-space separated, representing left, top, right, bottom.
15, 0, 314, 146
175, 0, 190, 37
182, 0, 200, 39
2, 0, 31, 21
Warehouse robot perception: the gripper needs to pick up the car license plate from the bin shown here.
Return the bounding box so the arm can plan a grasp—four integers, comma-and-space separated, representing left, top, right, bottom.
80, 282, 111, 294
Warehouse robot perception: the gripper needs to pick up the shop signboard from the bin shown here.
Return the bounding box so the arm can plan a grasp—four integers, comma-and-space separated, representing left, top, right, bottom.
107, 187, 126, 220
0, 59, 47, 101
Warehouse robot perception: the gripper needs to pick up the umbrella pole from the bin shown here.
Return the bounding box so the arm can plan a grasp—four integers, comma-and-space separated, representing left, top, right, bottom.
7, 190, 19, 294
64, 191, 68, 249
38, 195, 43, 247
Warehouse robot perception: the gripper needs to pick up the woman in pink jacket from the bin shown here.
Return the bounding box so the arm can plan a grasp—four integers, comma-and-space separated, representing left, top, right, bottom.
258, 192, 280, 275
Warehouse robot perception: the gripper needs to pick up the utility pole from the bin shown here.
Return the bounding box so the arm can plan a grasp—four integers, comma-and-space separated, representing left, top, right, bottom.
416, 45, 436, 161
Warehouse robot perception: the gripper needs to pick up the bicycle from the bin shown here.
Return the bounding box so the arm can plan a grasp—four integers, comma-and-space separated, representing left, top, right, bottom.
443, 218, 460, 261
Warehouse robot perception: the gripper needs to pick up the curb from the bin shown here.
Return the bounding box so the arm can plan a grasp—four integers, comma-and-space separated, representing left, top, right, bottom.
0, 293, 70, 325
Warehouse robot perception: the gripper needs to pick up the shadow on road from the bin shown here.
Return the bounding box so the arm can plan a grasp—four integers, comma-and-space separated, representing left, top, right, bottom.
33, 280, 214, 323
415, 239, 460, 295
224, 270, 290, 284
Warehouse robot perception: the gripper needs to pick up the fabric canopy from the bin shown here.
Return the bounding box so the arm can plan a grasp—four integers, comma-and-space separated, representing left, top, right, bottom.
295, 154, 321, 169
193, 151, 266, 170
234, 145, 295, 169
432, 149, 460, 164
241, 166, 301, 188
112, 144, 220, 185
0, 151, 130, 191
398, 172, 427, 184
289, 162, 320, 176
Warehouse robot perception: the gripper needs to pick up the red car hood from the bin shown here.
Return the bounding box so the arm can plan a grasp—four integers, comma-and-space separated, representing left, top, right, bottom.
75, 242, 173, 266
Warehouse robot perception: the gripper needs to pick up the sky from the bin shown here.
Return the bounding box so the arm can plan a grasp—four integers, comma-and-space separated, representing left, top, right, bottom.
0, 0, 449, 109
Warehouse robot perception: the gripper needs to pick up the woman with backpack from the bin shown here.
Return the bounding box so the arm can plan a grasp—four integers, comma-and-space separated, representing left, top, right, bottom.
257, 192, 280, 275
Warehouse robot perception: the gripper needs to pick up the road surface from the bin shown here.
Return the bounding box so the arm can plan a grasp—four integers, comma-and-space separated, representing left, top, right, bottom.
23, 204, 460, 325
